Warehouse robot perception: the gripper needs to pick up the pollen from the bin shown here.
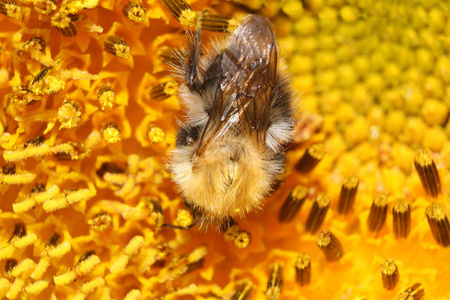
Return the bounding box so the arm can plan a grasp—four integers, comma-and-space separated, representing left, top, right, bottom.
177, 209, 193, 228
104, 36, 131, 59
123, 1, 146, 22
149, 81, 178, 101
0, 0, 22, 19
414, 149, 441, 198
97, 86, 116, 109
160, 0, 192, 22
234, 231, 251, 249
102, 123, 121, 143
295, 254, 311, 286
58, 100, 82, 129
381, 259, 399, 290
147, 126, 166, 143
51, 12, 78, 37
88, 211, 112, 231
278, 185, 308, 222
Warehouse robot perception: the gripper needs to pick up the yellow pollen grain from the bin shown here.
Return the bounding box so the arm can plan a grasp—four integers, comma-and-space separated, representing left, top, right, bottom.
58, 101, 81, 129
179, 9, 197, 26
102, 126, 121, 143
34, 185, 60, 204
110, 253, 130, 274
75, 255, 100, 276
47, 240, 71, 258
234, 231, 251, 249
31, 256, 50, 280
13, 233, 37, 249
54, 270, 77, 286
43, 195, 67, 212
25, 280, 49, 295
1, 173, 36, 185
147, 126, 165, 143
177, 209, 193, 228
6, 278, 24, 299
0, 245, 15, 260
2, 0, 22, 19
124, 289, 142, 300
10, 258, 36, 278
12, 198, 36, 213
98, 88, 116, 109
65, 189, 92, 204
124, 236, 145, 257
80, 277, 105, 294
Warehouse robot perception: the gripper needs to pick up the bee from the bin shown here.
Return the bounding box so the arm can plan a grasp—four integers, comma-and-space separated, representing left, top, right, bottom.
169, 14, 296, 230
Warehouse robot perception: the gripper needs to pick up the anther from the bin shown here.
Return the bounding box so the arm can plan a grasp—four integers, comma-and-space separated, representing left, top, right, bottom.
266, 263, 283, 300
398, 282, 425, 300
8, 223, 26, 242
278, 185, 308, 223
367, 194, 388, 232
381, 259, 399, 290
45, 233, 60, 247
426, 202, 450, 247
5, 259, 18, 277
337, 175, 359, 215
199, 13, 237, 32
295, 143, 325, 173
0, 0, 22, 19
97, 85, 116, 109
316, 230, 343, 262
51, 12, 78, 37
123, 1, 146, 22
234, 231, 251, 249
58, 99, 81, 129
414, 149, 441, 198
2, 164, 16, 175
102, 122, 121, 143
149, 81, 178, 101
26, 36, 46, 52
104, 36, 131, 59
305, 193, 330, 234
160, 0, 192, 21
392, 197, 411, 239
231, 280, 253, 300
295, 254, 311, 286
88, 211, 112, 232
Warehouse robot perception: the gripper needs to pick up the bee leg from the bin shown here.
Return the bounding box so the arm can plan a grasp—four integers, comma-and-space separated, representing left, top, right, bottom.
186, 20, 202, 89
162, 222, 196, 230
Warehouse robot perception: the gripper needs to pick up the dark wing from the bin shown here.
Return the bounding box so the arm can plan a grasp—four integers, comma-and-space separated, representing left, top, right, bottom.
196, 15, 278, 157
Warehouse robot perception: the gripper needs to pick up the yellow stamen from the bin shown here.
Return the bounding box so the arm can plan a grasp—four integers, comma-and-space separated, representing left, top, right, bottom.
278, 185, 308, 223
426, 202, 450, 247
10, 258, 36, 278
123, 1, 146, 22
398, 282, 425, 300
31, 256, 50, 280
232, 280, 254, 300
75, 253, 100, 276
124, 235, 145, 256
367, 193, 389, 233
97, 85, 116, 109
54, 270, 77, 286
147, 126, 166, 143
0, 0, 22, 19
381, 259, 399, 290
305, 193, 330, 234
58, 100, 82, 129
51, 12, 78, 37
88, 211, 112, 231
25, 280, 49, 295
295, 254, 311, 286
47, 241, 71, 258
266, 263, 283, 300
6, 278, 24, 299
102, 123, 121, 143
414, 149, 441, 198
124, 289, 142, 300
234, 231, 251, 249
149, 81, 178, 101
80, 277, 105, 294
200, 14, 237, 32
392, 197, 411, 239
177, 209, 193, 228
316, 230, 344, 262
337, 175, 359, 215
104, 36, 131, 59
295, 143, 325, 173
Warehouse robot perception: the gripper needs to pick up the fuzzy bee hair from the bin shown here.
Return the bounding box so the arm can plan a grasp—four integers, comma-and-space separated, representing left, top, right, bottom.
169, 14, 296, 230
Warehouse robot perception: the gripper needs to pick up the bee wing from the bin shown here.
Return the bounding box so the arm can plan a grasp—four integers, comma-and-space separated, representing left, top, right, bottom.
196, 15, 277, 157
